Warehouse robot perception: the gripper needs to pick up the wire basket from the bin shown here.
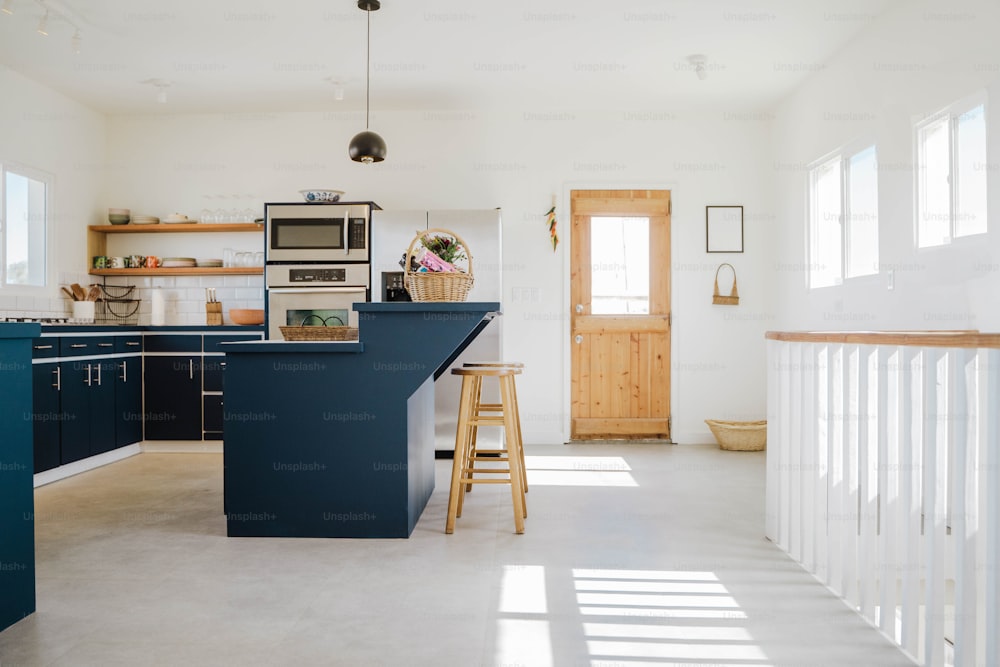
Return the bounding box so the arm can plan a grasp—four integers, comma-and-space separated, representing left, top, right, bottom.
704, 419, 767, 451
403, 228, 474, 302
96, 284, 140, 326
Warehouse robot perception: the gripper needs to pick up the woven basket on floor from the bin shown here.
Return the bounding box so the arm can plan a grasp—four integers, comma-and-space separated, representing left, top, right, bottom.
404, 228, 474, 302
705, 419, 767, 451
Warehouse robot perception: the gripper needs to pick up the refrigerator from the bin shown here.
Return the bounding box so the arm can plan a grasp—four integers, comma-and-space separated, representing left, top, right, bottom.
371, 209, 503, 453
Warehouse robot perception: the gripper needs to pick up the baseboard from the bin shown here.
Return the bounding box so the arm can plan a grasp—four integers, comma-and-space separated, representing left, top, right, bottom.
33, 444, 142, 488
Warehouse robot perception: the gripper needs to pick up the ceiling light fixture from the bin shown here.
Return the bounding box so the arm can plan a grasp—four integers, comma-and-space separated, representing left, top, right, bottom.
687, 54, 708, 81
1, 0, 14, 16
71, 28, 81, 53
36, 9, 48, 35
348, 0, 386, 164
141, 78, 171, 104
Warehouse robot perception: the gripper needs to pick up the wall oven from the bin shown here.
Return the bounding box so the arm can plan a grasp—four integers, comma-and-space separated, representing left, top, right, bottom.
265, 202, 374, 264
266, 264, 369, 339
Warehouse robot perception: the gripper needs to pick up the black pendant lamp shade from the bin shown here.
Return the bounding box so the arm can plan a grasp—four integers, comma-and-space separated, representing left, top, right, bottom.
349, 0, 386, 163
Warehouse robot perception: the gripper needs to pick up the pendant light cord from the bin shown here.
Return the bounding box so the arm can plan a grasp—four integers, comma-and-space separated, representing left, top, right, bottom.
365, 8, 371, 130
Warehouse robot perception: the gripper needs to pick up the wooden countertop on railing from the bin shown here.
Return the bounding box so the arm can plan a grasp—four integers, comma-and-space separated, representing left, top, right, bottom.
765, 330, 1000, 349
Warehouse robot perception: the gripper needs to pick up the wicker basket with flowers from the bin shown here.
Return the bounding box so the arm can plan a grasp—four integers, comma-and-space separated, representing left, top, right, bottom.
402, 228, 474, 302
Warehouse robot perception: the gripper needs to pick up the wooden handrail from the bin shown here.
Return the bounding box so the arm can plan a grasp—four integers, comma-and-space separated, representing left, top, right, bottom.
764, 330, 1000, 348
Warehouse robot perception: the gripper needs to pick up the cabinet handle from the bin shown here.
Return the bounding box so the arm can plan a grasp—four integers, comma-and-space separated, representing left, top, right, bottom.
126, 341, 140, 347
70, 343, 87, 349
189, 358, 194, 380
220, 362, 227, 369
98, 343, 113, 348
34, 344, 54, 350
52, 366, 61, 391
119, 361, 127, 383
85, 363, 92, 386
95, 362, 102, 386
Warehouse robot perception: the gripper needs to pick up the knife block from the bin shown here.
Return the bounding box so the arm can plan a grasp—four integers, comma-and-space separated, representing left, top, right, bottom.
206, 301, 223, 326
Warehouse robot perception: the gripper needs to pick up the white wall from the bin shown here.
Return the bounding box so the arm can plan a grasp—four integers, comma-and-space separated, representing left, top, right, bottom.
770, 0, 1000, 332
104, 108, 775, 444
0, 67, 106, 317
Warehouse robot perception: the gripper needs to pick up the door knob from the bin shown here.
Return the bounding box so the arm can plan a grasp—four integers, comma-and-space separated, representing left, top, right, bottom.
575, 304, 584, 313
575, 335, 583, 344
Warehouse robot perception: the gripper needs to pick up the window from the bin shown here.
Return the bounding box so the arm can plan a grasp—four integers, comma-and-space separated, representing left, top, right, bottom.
590, 216, 649, 314
915, 95, 988, 247
1, 164, 49, 287
808, 145, 880, 289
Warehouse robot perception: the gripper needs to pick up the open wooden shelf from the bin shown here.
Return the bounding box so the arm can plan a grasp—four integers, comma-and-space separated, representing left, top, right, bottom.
89, 267, 263, 277
89, 223, 263, 234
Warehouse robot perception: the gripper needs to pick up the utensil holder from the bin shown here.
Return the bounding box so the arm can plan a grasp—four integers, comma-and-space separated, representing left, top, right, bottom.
206, 301, 223, 326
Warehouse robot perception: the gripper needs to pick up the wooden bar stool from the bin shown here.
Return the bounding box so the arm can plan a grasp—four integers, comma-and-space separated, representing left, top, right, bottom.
462, 361, 526, 495
446, 366, 526, 534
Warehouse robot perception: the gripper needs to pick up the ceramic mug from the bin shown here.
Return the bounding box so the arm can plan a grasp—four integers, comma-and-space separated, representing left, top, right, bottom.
109, 256, 125, 269
146, 255, 159, 269
127, 254, 145, 268
92, 255, 108, 269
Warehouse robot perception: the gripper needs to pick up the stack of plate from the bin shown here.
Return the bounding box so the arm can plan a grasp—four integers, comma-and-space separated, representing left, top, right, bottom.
160, 257, 197, 268
163, 213, 193, 224
131, 215, 160, 225
196, 259, 223, 268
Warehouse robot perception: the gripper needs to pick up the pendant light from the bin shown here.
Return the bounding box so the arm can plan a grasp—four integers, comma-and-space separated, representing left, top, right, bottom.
348, 0, 386, 163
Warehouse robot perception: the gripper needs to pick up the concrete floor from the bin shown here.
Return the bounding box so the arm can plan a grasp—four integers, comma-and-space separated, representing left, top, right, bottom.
0, 443, 916, 666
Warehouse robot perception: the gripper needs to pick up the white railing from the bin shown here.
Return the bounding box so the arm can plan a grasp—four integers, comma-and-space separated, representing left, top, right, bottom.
766, 332, 999, 667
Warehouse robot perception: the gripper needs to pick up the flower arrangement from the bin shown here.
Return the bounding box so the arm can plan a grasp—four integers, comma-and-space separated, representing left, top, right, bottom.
401, 232, 468, 273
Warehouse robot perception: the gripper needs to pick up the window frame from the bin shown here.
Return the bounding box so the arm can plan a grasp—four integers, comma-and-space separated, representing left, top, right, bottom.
0, 161, 52, 289
806, 142, 880, 290
914, 91, 989, 248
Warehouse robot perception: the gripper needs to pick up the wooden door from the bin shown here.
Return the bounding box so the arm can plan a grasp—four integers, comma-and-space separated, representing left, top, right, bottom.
570, 190, 671, 440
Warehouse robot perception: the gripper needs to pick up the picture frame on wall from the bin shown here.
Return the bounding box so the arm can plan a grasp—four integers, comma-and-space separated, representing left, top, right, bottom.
706, 205, 744, 253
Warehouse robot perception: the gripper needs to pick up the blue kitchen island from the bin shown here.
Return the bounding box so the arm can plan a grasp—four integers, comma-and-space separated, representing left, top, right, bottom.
222, 302, 501, 538
0, 323, 40, 631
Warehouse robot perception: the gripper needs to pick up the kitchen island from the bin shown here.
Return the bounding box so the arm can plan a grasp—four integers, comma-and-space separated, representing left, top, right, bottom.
221, 302, 501, 538
0, 323, 40, 631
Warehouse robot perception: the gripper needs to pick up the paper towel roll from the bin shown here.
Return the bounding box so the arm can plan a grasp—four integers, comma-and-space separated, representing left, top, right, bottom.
151, 288, 165, 326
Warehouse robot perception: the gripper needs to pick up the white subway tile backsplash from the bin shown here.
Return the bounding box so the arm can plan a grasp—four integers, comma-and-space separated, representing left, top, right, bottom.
223, 276, 251, 287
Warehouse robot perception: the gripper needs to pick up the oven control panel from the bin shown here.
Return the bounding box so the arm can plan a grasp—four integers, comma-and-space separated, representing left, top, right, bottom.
289, 268, 347, 283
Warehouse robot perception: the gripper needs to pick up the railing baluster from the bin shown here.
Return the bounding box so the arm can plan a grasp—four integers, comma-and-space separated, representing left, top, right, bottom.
765, 339, 780, 543
985, 349, 1000, 667
829, 343, 845, 590
878, 346, 901, 641
789, 343, 804, 562
923, 348, 947, 666
858, 344, 879, 623
843, 345, 860, 607
900, 346, 922, 657
816, 345, 830, 583
801, 343, 818, 574
951, 347, 977, 666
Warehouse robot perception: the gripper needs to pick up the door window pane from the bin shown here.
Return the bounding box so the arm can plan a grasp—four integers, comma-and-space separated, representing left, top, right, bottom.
590, 216, 649, 314
954, 104, 987, 237
4, 169, 47, 286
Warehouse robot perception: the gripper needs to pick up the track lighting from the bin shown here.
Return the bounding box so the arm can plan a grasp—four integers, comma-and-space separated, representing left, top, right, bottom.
141, 78, 171, 104
1, 0, 14, 16
71, 29, 80, 54
36, 9, 48, 35
687, 54, 708, 81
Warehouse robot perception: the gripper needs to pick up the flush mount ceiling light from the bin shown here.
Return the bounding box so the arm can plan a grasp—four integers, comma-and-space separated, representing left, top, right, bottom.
687, 54, 708, 81
348, 0, 386, 164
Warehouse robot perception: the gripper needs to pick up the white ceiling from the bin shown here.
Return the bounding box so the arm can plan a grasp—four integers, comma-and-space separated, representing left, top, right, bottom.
0, 0, 899, 115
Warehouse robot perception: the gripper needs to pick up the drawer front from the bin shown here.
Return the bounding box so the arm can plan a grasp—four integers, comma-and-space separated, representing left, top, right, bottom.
143, 334, 202, 353
203, 334, 263, 353
31, 339, 59, 359
115, 335, 144, 353
59, 337, 116, 357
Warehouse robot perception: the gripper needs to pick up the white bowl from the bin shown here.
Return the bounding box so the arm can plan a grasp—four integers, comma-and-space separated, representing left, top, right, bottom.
299, 189, 344, 203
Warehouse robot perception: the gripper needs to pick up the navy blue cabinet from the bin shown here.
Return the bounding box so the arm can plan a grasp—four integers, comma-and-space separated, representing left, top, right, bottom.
31, 362, 61, 473
115, 356, 143, 447
89, 359, 117, 455
144, 355, 202, 440
59, 358, 93, 464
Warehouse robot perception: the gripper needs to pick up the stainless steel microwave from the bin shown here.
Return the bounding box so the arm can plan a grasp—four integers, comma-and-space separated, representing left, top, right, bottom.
265, 202, 373, 263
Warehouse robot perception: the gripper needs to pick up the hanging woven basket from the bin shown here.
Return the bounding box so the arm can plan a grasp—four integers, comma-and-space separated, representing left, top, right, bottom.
712, 263, 740, 305
403, 228, 475, 302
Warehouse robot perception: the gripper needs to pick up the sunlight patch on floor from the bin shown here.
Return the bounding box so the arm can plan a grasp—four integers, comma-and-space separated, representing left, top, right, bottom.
524, 456, 638, 487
